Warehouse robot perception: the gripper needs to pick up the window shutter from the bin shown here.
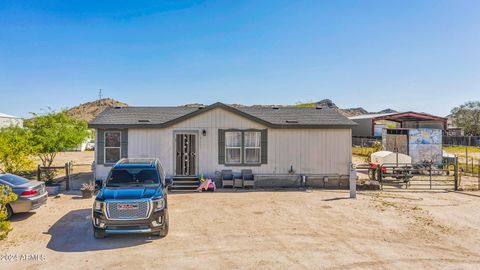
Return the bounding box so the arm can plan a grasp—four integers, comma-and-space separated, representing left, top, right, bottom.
97, 129, 105, 165
121, 129, 128, 159
261, 129, 268, 164
218, 129, 225, 164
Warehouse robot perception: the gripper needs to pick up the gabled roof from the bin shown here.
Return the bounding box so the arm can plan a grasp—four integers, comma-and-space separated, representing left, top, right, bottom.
89, 102, 357, 129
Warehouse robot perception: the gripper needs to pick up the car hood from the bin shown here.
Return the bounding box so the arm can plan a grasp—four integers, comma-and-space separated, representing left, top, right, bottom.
99, 187, 160, 200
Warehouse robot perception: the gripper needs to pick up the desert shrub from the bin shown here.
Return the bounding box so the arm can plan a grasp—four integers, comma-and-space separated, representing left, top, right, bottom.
352, 142, 383, 162
0, 126, 34, 174
352, 147, 375, 157
0, 185, 18, 240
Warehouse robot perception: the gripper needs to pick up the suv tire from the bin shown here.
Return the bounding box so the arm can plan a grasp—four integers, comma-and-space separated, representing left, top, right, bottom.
155, 210, 169, 238
94, 229, 106, 239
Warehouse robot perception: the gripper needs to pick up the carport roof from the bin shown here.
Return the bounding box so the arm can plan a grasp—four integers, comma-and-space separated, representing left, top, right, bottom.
372, 111, 447, 122
89, 102, 357, 129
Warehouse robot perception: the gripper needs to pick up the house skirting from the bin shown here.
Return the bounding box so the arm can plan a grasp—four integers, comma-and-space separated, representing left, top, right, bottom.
213, 174, 351, 189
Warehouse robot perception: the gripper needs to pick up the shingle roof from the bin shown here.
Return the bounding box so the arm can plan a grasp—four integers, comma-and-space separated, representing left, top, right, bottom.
89, 102, 357, 129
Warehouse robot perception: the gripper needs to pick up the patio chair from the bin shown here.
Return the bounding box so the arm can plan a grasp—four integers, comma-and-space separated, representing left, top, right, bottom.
221, 170, 234, 188
242, 169, 254, 188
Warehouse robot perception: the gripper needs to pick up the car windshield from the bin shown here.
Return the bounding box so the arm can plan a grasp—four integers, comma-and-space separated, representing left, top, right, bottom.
0, 173, 30, 185
106, 168, 160, 187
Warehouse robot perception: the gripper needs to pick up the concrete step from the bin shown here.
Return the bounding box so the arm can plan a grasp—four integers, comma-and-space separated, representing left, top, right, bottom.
171, 176, 200, 191
171, 185, 198, 191
173, 180, 200, 184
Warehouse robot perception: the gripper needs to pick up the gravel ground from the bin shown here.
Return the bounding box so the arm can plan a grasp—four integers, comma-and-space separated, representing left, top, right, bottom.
1, 189, 480, 269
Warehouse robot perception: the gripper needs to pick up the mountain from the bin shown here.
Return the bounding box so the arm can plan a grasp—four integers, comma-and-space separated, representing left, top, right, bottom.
295, 99, 397, 117
315, 99, 338, 109
66, 98, 128, 122
376, 108, 397, 114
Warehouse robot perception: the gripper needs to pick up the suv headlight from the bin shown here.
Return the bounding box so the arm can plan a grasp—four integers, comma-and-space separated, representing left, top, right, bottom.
93, 200, 104, 212
152, 197, 165, 212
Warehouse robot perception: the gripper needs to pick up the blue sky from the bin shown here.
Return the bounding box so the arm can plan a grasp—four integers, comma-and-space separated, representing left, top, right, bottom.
0, 0, 479, 118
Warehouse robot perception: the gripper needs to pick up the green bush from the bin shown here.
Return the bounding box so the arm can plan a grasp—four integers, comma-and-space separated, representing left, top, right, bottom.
26, 111, 89, 170
0, 126, 34, 174
0, 185, 18, 240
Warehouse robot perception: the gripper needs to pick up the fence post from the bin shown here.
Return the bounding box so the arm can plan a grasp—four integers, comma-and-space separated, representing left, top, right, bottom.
65, 162, 70, 191
454, 157, 459, 191
37, 164, 41, 181
466, 146, 468, 173
349, 163, 356, 199
429, 163, 432, 190
472, 157, 474, 175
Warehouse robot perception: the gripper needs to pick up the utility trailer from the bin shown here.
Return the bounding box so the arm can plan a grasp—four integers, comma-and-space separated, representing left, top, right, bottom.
368, 151, 413, 181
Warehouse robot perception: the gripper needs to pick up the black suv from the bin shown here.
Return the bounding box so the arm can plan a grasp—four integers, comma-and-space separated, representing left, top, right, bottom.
92, 158, 170, 238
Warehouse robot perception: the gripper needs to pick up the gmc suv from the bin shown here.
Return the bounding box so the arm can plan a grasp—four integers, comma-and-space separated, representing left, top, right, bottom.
92, 158, 170, 239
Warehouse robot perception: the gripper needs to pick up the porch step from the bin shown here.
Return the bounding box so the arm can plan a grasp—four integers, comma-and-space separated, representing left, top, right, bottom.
171, 176, 200, 191
173, 180, 201, 184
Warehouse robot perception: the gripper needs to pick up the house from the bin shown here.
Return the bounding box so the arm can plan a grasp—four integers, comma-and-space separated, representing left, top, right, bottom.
349, 112, 447, 138
89, 102, 357, 188
0, 112, 23, 128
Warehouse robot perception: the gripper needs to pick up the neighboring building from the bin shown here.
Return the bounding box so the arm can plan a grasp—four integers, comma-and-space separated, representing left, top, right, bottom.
382, 128, 443, 165
349, 113, 397, 137
446, 115, 464, 136
349, 112, 447, 138
0, 113, 23, 128
89, 102, 357, 188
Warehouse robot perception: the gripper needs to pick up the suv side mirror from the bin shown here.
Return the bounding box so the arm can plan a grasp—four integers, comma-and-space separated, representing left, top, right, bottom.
95, 179, 103, 191
165, 178, 173, 187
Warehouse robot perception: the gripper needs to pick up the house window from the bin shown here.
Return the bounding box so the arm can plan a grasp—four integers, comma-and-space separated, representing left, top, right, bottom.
225, 131, 242, 164
105, 131, 121, 164
244, 131, 261, 164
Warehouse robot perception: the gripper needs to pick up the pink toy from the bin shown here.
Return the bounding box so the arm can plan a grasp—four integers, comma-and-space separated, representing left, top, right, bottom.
197, 178, 216, 192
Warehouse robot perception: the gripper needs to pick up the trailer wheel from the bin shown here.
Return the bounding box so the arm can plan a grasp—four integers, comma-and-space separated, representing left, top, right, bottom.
376, 169, 382, 182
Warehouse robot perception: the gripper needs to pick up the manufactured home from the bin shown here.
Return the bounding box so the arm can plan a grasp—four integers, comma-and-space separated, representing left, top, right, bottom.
0, 112, 23, 128
89, 102, 357, 188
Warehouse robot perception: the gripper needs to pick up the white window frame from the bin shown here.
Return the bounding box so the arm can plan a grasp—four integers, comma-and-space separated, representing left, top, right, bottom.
225, 131, 242, 164
104, 131, 121, 164
244, 131, 261, 164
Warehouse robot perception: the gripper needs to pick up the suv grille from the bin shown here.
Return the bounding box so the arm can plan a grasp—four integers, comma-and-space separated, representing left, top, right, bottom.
106, 201, 150, 220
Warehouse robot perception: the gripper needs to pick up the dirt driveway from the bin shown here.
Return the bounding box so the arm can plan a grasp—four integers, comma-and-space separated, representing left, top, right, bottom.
1, 190, 480, 269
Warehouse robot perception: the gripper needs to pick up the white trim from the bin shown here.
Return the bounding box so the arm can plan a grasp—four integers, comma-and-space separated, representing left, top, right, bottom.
104, 131, 122, 165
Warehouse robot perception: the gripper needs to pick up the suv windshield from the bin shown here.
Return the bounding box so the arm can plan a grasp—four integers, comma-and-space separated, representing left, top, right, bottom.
106, 168, 160, 187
